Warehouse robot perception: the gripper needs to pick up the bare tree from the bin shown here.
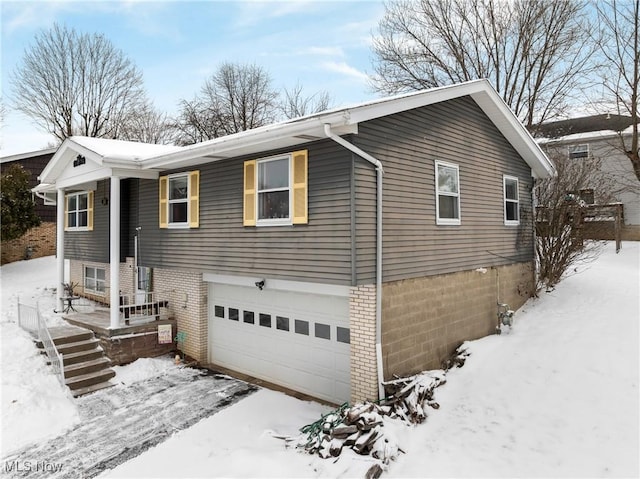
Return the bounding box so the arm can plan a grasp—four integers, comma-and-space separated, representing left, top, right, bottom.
11, 23, 146, 142
534, 148, 618, 289
371, 0, 597, 128
173, 62, 279, 145
119, 101, 174, 145
280, 82, 333, 119
593, 0, 640, 181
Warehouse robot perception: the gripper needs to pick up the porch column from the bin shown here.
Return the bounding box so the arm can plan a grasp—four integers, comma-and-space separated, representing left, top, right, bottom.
109, 177, 121, 329
56, 188, 65, 310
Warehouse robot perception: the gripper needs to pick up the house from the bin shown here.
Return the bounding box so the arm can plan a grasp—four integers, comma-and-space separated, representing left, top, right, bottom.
535, 114, 640, 240
35, 79, 554, 405
1, 147, 58, 264
1, 147, 57, 222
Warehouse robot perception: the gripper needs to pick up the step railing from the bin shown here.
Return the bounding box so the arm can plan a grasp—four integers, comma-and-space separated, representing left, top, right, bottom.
17, 299, 65, 387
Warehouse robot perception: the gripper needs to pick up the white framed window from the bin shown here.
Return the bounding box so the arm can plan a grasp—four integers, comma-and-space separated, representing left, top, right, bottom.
168, 174, 189, 226
435, 161, 461, 225
257, 155, 292, 226
65, 191, 93, 231
568, 144, 589, 159
84, 266, 106, 295
159, 171, 199, 229
503, 175, 520, 225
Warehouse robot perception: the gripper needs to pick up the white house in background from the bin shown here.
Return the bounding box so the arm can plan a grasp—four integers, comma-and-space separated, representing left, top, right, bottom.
536, 115, 640, 238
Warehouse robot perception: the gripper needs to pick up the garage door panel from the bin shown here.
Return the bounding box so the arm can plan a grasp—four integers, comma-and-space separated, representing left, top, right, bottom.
209, 282, 351, 403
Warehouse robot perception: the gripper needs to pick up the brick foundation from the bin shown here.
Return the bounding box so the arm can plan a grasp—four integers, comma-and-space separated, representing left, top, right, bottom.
381, 261, 534, 379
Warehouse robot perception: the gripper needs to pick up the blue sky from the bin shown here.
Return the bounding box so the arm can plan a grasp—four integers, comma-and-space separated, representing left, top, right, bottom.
1, 0, 386, 156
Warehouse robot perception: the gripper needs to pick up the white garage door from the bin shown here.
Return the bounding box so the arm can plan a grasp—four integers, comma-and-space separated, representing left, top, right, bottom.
208, 282, 351, 404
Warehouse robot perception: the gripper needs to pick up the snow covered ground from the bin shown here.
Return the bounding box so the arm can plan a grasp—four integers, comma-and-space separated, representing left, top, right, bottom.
1, 243, 638, 478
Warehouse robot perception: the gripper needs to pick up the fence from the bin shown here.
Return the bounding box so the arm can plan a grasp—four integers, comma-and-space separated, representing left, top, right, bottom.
17, 299, 65, 387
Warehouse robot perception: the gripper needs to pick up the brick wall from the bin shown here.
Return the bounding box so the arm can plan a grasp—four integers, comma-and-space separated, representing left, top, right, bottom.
349, 284, 379, 403
153, 268, 208, 363
1, 222, 56, 265
381, 261, 534, 379
69, 259, 209, 362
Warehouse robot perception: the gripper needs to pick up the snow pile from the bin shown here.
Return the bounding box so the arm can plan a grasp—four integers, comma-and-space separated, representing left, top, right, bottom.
111, 357, 183, 386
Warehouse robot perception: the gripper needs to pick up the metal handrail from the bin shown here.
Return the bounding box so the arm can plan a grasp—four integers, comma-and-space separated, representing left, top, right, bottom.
17, 299, 65, 387
119, 290, 171, 321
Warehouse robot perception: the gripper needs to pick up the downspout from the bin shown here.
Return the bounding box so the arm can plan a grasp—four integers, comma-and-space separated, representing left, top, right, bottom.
323, 123, 386, 400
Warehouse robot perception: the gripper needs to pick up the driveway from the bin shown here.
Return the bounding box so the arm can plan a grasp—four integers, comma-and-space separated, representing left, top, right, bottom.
3, 367, 257, 478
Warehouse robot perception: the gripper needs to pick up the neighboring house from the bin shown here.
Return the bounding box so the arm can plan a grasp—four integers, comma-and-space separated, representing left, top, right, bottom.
536, 115, 640, 238
35, 79, 554, 404
1, 147, 58, 264
0, 147, 57, 222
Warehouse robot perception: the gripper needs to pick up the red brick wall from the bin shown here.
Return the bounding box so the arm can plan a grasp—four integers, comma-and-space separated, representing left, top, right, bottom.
1, 222, 56, 265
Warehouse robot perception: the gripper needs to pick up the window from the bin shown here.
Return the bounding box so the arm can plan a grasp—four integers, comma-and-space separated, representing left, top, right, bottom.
568, 144, 589, 159
65, 191, 93, 231
294, 319, 309, 335
84, 266, 105, 295
503, 176, 520, 225
159, 171, 199, 228
435, 161, 461, 225
243, 150, 308, 226
258, 157, 290, 223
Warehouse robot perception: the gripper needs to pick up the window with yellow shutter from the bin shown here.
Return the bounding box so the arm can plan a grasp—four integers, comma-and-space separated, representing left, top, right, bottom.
64, 191, 93, 231
159, 171, 200, 229
244, 150, 308, 226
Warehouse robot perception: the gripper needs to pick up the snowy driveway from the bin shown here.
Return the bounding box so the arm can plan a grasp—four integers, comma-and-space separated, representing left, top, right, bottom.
2, 368, 257, 478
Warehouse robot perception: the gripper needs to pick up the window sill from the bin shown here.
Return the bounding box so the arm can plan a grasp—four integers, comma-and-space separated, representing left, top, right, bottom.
436, 219, 461, 226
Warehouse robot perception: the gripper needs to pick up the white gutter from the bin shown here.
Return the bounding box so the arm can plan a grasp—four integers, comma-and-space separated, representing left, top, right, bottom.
323, 123, 386, 401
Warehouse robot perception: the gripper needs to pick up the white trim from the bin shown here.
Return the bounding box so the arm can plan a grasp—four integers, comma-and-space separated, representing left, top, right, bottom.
435, 160, 461, 226
83, 265, 106, 296
202, 273, 351, 297
65, 191, 90, 231
167, 172, 190, 228
256, 154, 293, 227
503, 175, 520, 226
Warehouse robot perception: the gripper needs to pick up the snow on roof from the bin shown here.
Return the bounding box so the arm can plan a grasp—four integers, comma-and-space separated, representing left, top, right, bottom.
69, 136, 182, 161
537, 125, 635, 145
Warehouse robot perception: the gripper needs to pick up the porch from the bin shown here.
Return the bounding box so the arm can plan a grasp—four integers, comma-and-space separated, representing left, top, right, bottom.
64, 307, 178, 366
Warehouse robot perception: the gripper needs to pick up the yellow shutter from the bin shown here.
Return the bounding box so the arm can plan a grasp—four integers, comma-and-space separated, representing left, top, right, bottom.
189, 170, 200, 228
243, 160, 256, 226
64, 194, 69, 231
159, 176, 168, 228
292, 150, 308, 224
87, 191, 94, 231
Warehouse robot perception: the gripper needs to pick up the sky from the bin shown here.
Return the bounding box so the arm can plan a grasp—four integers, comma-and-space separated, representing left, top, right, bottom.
0, 0, 386, 157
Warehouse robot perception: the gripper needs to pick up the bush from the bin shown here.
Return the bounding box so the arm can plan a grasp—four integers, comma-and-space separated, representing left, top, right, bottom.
1, 164, 40, 241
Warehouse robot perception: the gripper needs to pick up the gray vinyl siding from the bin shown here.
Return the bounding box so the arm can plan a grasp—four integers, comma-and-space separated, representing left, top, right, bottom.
353, 95, 534, 284
136, 140, 354, 285
64, 179, 110, 263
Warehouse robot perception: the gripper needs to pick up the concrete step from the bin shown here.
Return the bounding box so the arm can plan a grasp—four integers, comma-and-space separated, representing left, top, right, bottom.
64, 357, 112, 379
66, 368, 116, 391
57, 338, 100, 355
70, 380, 116, 398
35, 326, 94, 349
63, 347, 105, 366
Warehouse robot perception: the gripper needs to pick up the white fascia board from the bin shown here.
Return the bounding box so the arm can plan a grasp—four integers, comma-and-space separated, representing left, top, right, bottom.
202, 273, 351, 297
56, 167, 113, 189
142, 120, 357, 170
0, 147, 57, 163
